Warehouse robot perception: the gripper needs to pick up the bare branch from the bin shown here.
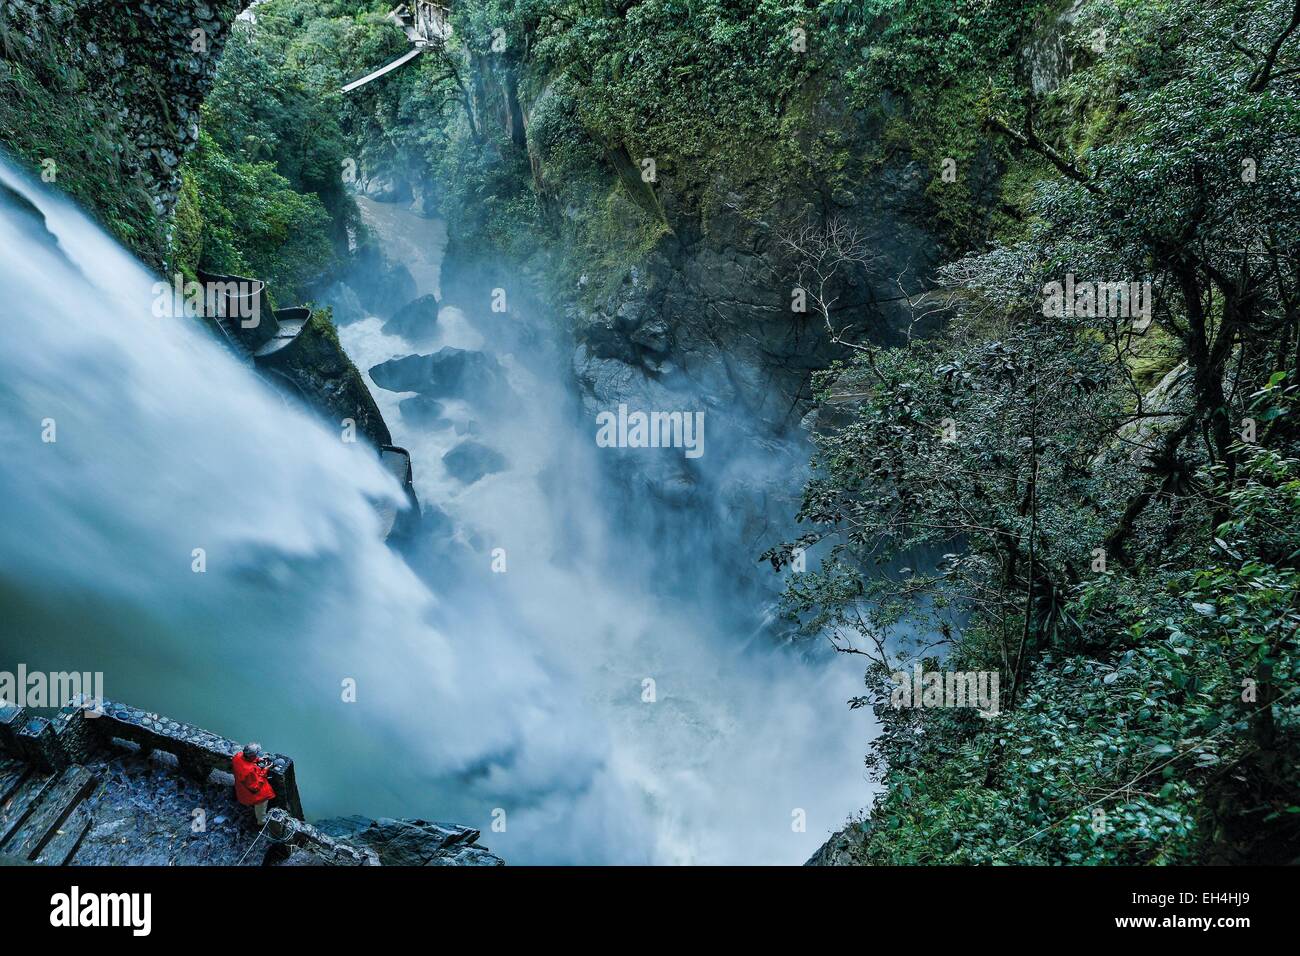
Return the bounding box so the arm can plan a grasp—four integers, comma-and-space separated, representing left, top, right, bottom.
776, 215, 883, 357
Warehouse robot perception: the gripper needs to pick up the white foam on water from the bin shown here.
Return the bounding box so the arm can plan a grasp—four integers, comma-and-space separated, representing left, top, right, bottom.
0, 159, 874, 864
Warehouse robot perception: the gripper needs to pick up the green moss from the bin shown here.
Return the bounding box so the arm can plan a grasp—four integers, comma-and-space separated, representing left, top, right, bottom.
307, 307, 341, 352
291, 308, 393, 446
0, 48, 163, 263
1127, 324, 1183, 392
170, 174, 205, 282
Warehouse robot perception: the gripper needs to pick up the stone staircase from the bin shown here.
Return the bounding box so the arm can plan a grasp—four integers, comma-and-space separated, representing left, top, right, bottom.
0, 759, 99, 864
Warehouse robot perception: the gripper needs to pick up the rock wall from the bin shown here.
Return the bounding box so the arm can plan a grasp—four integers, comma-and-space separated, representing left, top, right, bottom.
316, 815, 504, 866
453, 60, 946, 458
397, 49, 958, 609
426, 56, 948, 594
258, 310, 395, 449
564, 168, 939, 443
0, 0, 245, 259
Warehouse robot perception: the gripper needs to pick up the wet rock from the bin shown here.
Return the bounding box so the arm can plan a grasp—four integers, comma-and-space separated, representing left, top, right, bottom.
409, 180, 440, 218
805, 826, 867, 866
1022, 0, 1088, 94
442, 440, 507, 485
318, 281, 366, 326
0, 182, 61, 252
316, 815, 503, 866
369, 347, 507, 402
73, 747, 259, 866
372, 265, 419, 320
351, 255, 418, 319
421, 502, 456, 538
398, 395, 451, 429
362, 173, 411, 204
382, 294, 441, 345
629, 317, 670, 354
0, 0, 247, 237
258, 312, 393, 448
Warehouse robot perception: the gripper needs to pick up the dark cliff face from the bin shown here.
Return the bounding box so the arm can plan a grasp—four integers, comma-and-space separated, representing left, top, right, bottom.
448, 62, 949, 450
0, 0, 245, 263
368, 41, 953, 454
513, 73, 947, 507
565, 166, 942, 440
393, 53, 959, 615
259, 310, 395, 449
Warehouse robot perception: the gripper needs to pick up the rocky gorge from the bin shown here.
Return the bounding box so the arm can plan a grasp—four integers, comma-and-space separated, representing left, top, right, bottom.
0, 0, 878, 864
0, 0, 1071, 866
5, 0, 1297, 868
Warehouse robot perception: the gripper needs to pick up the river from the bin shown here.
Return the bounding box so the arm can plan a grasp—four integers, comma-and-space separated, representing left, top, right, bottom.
0, 162, 874, 864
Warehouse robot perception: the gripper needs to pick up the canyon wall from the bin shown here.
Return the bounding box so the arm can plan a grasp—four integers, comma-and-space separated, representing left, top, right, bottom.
0, 0, 245, 263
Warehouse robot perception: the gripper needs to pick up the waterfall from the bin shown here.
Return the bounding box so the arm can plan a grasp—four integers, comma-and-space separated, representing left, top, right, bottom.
0, 159, 874, 864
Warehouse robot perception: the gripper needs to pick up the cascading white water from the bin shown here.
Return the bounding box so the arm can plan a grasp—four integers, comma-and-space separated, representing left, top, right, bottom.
0, 159, 875, 864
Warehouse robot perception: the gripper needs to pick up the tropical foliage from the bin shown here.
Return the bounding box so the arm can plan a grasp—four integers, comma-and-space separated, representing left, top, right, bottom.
772, 0, 1300, 863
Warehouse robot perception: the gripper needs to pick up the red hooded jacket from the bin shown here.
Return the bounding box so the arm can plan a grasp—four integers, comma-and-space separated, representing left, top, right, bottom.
232, 752, 277, 806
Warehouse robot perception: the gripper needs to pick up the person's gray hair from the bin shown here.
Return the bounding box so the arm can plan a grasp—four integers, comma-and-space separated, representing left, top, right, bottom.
243, 742, 263, 760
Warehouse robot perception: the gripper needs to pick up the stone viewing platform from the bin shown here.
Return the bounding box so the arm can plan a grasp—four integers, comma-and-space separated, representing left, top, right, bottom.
0, 698, 503, 866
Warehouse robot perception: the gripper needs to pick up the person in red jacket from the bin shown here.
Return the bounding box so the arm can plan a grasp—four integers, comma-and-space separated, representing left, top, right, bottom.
232, 742, 277, 826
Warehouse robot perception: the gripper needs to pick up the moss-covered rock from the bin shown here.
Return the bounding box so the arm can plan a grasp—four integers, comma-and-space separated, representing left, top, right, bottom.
257, 309, 393, 449
0, 0, 245, 265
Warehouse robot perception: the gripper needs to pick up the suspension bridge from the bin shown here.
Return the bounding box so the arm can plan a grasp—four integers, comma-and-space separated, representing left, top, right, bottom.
341, 2, 453, 94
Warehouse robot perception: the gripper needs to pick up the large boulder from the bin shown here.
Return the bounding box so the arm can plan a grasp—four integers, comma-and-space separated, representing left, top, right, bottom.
398, 395, 451, 429
442, 440, 507, 485
362, 173, 411, 204
382, 294, 441, 345
369, 347, 507, 402
258, 311, 393, 448
317, 280, 366, 326
348, 253, 418, 320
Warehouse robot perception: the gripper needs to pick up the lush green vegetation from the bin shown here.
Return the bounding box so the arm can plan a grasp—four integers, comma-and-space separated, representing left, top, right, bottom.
174, 0, 488, 295
770, 0, 1300, 863
174, 9, 364, 296
175, 130, 335, 294
0, 5, 166, 261
170, 0, 1300, 863
8, 0, 1296, 864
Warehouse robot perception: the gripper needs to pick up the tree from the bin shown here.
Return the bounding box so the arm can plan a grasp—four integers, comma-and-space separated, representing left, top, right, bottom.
773, 0, 1300, 863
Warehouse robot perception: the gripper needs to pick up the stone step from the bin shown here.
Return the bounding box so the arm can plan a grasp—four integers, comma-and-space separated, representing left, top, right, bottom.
0, 769, 60, 845
0, 758, 29, 805
33, 804, 93, 865
1, 766, 98, 860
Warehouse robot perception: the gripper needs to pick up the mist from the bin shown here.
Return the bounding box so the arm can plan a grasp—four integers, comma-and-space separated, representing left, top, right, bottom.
0, 159, 874, 865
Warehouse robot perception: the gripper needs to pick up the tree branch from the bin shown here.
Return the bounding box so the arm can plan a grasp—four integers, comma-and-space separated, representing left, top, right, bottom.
987, 114, 1102, 195
1248, 0, 1300, 92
